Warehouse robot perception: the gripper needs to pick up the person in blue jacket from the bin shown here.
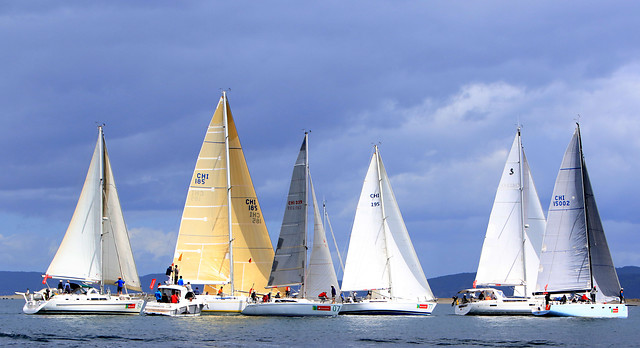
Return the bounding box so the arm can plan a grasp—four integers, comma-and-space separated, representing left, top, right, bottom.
155, 285, 162, 302
115, 277, 125, 295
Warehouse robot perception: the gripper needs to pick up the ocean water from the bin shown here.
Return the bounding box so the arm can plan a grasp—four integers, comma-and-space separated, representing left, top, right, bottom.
0, 299, 637, 347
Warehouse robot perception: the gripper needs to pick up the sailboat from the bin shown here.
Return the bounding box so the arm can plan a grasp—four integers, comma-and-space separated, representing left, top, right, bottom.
156, 92, 275, 313
242, 133, 342, 316
455, 128, 546, 315
340, 145, 437, 315
20, 126, 144, 315
532, 123, 627, 318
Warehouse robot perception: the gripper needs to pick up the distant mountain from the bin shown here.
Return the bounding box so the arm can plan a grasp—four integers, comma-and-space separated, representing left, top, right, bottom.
4, 267, 640, 299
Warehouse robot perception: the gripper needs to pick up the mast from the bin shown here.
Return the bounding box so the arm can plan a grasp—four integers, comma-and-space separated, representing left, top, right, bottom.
98, 125, 105, 293
576, 123, 594, 289
517, 127, 528, 295
374, 145, 393, 297
222, 91, 235, 295
302, 132, 309, 298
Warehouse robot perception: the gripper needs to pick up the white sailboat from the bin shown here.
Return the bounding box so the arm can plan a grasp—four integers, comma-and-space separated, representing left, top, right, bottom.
340, 145, 437, 315
532, 124, 627, 318
455, 128, 546, 315
161, 91, 275, 313
242, 133, 342, 317
20, 126, 144, 315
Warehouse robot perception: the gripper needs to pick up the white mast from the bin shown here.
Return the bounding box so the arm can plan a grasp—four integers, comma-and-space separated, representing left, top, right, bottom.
222, 91, 235, 295
302, 132, 309, 298
517, 128, 528, 295
374, 145, 392, 297
98, 125, 105, 292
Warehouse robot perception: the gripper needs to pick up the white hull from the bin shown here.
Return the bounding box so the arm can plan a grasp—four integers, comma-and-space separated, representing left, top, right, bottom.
143, 300, 204, 317
22, 293, 143, 315
455, 298, 542, 316
340, 299, 436, 315
201, 295, 247, 313
242, 299, 341, 317
532, 303, 628, 318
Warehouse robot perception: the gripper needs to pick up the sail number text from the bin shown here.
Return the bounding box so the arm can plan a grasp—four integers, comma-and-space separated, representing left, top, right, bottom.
552, 195, 570, 207
287, 200, 303, 210
195, 173, 209, 185
246, 199, 262, 224
370, 193, 380, 207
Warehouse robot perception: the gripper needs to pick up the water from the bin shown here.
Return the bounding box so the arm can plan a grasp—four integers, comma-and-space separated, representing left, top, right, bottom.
1, 299, 638, 347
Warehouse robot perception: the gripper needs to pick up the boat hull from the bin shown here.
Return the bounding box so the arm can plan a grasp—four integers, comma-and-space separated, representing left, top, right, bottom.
242, 300, 341, 317
22, 294, 143, 315
455, 298, 542, 316
340, 300, 436, 315
201, 295, 247, 313
532, 303, 628, 318
143, 300, 204, 317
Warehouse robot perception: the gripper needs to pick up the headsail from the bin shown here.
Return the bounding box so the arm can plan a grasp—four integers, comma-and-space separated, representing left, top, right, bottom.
475, 129, 545, 297
536, 124, 620, 300
342, 146, 435, 301
173, 93, 274, 294
267, 135, 308, 288
305, 175, 340, 298
101, 144, 142, 291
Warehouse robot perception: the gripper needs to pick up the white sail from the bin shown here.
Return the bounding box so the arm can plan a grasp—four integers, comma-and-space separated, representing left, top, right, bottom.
342, 146, 435, 301
268, 135, 308, 288
341, 151, 390, 292
536, 125, 621, 301
305, 175, 340, 299
475, 130, 545, 297
47, 138, 102, 283
46, 127, 141, 291
101, 149, 142, 291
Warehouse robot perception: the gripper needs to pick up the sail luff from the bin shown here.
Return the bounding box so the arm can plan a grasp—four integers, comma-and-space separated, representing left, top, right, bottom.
374, 146, 392, 295
517, 129, 529, 295
222, 91, 235, 295
303, 133, 309, 298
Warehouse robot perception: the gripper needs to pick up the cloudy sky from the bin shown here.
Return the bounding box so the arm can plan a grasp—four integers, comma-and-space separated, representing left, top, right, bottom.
1, 1, 639, 281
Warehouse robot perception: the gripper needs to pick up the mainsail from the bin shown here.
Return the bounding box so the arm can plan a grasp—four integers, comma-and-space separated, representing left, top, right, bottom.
474, 129, 545, 297
267, 133, 340, 299
536, 124, 621, 301
342, 146, 435, 301
46, 126, 141, 291
173, 92, 274, 295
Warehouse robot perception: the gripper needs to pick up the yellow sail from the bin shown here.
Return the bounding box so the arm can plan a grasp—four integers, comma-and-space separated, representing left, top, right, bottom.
173, 93, 274, 296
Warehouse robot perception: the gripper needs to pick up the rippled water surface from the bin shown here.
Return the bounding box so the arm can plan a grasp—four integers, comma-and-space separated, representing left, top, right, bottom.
1, 299, 637, 347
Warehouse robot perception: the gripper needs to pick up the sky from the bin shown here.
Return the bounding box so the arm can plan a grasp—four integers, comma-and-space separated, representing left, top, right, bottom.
1, 1, 639, 280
